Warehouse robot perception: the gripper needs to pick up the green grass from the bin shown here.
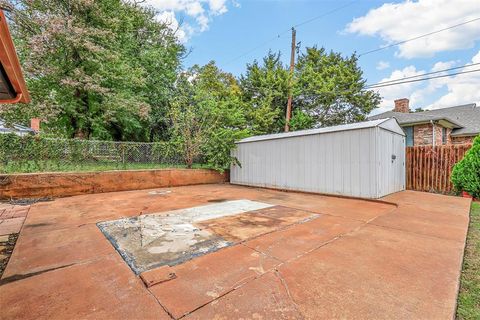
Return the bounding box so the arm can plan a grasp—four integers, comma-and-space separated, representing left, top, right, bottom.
457, 201, 480, 320
0, 161, 209, 174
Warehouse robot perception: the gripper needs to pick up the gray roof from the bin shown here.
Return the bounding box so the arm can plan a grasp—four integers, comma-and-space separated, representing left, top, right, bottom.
0, 118, 35, 135
369, 103, 480, 137
237, 118, 404, 144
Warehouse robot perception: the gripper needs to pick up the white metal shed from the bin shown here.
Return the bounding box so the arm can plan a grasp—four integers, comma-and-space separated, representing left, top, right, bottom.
230, 118, 405, 199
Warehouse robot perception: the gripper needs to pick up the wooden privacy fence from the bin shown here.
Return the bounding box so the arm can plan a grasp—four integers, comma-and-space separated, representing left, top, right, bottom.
406, 143, 472, 193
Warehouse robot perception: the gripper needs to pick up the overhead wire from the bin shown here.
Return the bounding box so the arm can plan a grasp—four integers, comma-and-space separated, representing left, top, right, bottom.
367, 62, 480, 86
366, 68, 480, 89
239, 65, 480, 95
358, 17, 480, 57
223, 0, 357, 66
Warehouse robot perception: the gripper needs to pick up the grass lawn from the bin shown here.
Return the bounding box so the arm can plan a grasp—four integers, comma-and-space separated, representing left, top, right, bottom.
457, 201, 480, 320
0, 161, 209, 174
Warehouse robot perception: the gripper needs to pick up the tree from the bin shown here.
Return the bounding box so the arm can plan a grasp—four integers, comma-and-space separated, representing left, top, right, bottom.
2, 0, 184, 141
169, 62, 249, 170
240, 52, 289, 134
294, 47, 380, 127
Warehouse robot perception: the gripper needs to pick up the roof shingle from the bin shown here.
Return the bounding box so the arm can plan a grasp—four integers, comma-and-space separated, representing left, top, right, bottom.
369, 103, 479, 137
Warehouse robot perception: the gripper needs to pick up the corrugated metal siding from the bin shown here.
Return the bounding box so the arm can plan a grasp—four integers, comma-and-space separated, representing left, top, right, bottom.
231, 127, 384, 198
375, 128, 405, 197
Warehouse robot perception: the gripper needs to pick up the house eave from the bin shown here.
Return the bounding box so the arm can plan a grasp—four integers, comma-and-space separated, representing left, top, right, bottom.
0, 10, 30, 104
450, 132, 479, 138
398, 118, 462, 129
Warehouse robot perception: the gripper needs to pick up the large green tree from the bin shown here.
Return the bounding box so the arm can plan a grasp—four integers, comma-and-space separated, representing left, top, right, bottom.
240, 48, 379, 134
294, 47, 380, 126
240, 52, 289, 134
169, 62, 249, 170
1, 0, 184, 141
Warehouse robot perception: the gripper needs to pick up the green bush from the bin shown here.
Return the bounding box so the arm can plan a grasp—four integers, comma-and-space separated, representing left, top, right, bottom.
451, 135, 480, 198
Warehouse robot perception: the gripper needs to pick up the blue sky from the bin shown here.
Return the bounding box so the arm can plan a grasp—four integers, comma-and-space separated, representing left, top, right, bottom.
147, 0, 480, 114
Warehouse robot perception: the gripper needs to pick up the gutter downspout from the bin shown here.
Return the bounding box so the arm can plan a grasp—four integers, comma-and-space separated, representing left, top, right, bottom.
431, 120, 436, 147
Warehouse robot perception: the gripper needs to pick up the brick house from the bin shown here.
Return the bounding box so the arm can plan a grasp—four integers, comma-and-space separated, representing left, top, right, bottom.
369, 98, 479, 146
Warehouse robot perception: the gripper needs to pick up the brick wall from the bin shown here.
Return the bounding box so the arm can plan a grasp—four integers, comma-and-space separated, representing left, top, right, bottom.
452, 135, 475, 144
413, 124, 433, 145
413, 123, 453, 146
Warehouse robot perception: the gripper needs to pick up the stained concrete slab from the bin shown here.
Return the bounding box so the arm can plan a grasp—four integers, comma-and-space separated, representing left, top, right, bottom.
244, 214, 364, 262
197, 205, 318, 242
97, 200, 274, 273
0, 254, 170, 320
183, 271, 302, 320
276, 224, 465, 319
148, 244, 281, 319
0, 185, 471, 320
2, 224, 115, 278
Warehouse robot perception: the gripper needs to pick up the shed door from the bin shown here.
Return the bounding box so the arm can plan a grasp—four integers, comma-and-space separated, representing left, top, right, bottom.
390, 134, 405, 193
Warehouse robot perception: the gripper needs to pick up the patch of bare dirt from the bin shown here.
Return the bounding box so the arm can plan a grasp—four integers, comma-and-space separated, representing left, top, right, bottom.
0, 233, 19, 278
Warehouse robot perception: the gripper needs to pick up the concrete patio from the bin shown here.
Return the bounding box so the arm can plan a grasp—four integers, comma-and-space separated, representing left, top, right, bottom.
0, 184, 471, 319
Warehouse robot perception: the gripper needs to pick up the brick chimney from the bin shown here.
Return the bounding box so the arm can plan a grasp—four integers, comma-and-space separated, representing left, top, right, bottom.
394, 98, 410, 113
30, 118, 40, 132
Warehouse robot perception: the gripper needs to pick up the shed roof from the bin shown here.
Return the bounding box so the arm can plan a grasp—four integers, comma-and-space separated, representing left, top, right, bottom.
237, 118, 404, 144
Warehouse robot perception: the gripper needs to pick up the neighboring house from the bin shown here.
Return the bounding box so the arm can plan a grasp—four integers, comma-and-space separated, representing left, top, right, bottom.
369, 98, 479, 146
0, 118, 38, 136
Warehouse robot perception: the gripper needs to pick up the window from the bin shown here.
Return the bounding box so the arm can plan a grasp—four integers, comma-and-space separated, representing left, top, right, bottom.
442, 127, 447, 145
405, 126, 414, 146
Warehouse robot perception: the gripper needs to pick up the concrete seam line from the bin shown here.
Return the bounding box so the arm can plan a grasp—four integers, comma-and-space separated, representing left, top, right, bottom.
368, 222, 467, 244
145, 287, 176, 320
176, 269, 279, 320
0, 252, 117, 285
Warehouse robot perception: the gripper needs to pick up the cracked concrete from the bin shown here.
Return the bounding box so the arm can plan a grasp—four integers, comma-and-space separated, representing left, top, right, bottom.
0, 185, 471, 320
97, 200, 275, 273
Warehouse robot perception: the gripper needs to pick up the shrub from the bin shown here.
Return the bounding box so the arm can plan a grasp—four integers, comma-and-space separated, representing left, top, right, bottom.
451, 135, 480, 198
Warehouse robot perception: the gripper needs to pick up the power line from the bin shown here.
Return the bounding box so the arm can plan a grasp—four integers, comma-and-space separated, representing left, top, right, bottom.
369, 62, 480, 86
358, 16, 480, 57
223, 35, 284, 66
223, 1, 357, 66
240, 66, 480, 96
293, 0, 357, 29
366, 68, 480, 89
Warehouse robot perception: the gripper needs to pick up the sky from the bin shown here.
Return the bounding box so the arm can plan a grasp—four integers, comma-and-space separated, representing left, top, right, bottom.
143, 0, 480, 115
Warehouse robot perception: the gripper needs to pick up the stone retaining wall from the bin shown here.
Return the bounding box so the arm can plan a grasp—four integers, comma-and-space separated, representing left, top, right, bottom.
0, 169, 228, 199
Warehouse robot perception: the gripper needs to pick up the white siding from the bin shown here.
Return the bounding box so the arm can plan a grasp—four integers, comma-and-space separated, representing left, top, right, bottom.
230, 118, 405, 199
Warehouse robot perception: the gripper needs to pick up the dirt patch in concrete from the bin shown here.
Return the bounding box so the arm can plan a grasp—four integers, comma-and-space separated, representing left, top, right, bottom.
97, 200, 275, 274
0, 233, 18, 278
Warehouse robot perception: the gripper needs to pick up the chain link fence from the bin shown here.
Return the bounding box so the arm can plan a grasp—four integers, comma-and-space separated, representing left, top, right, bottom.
0, 134, 202, 173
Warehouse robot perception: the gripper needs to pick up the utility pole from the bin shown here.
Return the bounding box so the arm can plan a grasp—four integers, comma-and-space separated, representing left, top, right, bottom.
285, 27, 296, 132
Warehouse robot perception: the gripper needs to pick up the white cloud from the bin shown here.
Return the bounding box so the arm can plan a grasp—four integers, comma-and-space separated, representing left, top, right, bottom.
209, 0, 228, 15
156, 11, 192, 43
426, 50, 480, 109
370, 51, 480, 115
376, 60, 390, 70
346, 0, 480, 58
144, 0, 232, 41
371, 66, 426, 114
